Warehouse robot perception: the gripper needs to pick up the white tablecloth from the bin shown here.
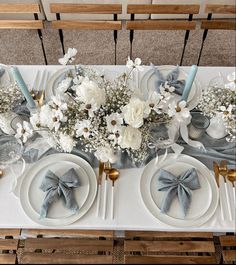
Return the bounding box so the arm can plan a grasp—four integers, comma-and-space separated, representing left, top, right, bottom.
0, 65, 235, 232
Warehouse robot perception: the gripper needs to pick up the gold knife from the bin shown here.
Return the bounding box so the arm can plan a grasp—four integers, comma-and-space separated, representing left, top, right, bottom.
213, 161, 220, 187
96, 162, 104, 217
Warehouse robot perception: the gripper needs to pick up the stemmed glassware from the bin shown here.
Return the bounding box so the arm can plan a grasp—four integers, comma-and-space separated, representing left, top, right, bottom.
0, 135, 26, 191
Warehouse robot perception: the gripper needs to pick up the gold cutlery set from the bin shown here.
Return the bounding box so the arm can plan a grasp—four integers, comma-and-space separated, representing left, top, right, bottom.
213, 160, 236, 221
96, 161, 120, 219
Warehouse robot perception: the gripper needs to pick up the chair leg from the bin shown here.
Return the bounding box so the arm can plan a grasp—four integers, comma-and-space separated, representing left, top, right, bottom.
37, 29, 48, 65
114, 29, 118, 65
197, 28, 208, 66
129, 30, 134, 59
197, 40, 205, 66
59, 29, 65, 55
180, 30, 190, 66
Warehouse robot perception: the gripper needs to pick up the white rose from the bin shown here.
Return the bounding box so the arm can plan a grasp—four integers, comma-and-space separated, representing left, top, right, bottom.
120, 126, 142, 150
94, 146, 117, 163
76, 77, 105, 107
59, 133, 75, 153
123, 97, 148, 128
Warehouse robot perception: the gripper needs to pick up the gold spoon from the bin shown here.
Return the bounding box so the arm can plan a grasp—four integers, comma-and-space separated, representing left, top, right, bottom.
108, 168, 120, 219
0, 169, 4, 178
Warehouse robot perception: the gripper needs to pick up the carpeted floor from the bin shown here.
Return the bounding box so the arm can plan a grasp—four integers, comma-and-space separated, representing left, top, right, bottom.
0, 21, 235, 66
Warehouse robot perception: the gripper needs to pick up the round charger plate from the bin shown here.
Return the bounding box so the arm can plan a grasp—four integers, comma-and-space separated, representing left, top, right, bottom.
19, 153, 97, 226
140, 154, 219, 227
139, 65, 202, 110
28, 161, 90, 219
150, 161, 212, 220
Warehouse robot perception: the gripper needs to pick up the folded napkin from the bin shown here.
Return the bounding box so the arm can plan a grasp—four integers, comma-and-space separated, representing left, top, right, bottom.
152, 65, 185, 95
156, 168, 200, 216
40, 168, 80, 219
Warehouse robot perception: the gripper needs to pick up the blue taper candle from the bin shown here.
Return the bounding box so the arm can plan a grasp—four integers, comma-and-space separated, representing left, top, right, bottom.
181, 65, 198, 102
11, 66, 36, 108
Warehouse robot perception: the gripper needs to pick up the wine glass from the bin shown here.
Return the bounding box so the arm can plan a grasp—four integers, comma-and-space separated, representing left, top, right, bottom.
148, 120, 179, 165
0, 135, 26, 191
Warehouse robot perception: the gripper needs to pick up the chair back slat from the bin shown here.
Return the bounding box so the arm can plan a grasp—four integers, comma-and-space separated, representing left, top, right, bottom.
23, 229, 114, 238
0, 230, 21, 238
0, 20, 43, 29
201, 20, 236, 30
125, 255, 217, 264
124, 231, 216, 264
0, 4, 40, 14
127, 4, 200, 14
22, 253, 113, 264
25, 238, 113, 251
126, 20, 196, 30
52, 20, 122, 30
205, 4, 236, 14
0, 254, 17, 264
21, 229, 114, 264
50, 3, 122, 14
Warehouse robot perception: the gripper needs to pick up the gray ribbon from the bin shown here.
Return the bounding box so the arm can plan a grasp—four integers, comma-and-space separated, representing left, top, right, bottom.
40, 168, 80, 219
152, 65, 185, 95
156, 168, 200, 216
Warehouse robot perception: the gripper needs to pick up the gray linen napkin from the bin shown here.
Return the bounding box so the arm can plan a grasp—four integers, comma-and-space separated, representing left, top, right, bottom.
156, 168, 201, 216
40, 168, 80, 219
152, 65, 185, 95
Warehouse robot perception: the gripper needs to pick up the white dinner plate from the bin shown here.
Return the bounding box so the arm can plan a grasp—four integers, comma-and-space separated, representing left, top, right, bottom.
28, 161, 90, 219
150, 161, 212, 220
19, 153, 97, 226
140, 154, 219, 227
139, 65, 202, 110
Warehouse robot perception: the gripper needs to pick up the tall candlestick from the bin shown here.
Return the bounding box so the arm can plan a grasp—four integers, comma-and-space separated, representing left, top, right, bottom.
181, 65, 198, 102
11, 66, 36, 108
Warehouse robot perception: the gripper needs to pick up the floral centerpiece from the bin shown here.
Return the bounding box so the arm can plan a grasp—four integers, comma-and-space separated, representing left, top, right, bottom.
27, 48, 192, 164
197, 72, 236, 142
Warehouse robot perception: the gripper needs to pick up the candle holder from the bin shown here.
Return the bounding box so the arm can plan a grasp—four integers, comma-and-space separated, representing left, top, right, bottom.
188, 112, 210, 140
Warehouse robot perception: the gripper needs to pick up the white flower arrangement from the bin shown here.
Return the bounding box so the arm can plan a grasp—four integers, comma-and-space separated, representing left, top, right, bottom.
29, 49, 191, 164
197, 72, 236, 142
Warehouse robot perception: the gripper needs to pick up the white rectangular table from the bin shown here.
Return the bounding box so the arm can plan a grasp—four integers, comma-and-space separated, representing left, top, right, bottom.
0, 65, 235, 233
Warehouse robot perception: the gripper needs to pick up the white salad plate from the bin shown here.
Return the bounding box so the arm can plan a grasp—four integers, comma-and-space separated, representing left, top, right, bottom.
18, 153, 97, 226
140, 154, 219, 227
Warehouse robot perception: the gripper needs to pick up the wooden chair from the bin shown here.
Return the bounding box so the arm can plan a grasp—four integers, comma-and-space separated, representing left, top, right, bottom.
21, 229, 114, 264
0, 3, 47, 65
126, 4, 200, 65
219, 234, 236, 263
124, 231, 217, 264
0, 229, 21, 264
197, 4, 236, 65
50, 3, 122, 65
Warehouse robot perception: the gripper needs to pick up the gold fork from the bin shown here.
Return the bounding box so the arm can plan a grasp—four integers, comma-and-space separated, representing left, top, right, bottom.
31, 70, 49, 107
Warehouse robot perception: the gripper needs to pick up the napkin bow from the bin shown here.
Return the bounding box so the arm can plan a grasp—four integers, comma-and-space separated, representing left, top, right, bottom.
152, 65, 186, 95
156, 168, 200, 216
40, 168, 80, 219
